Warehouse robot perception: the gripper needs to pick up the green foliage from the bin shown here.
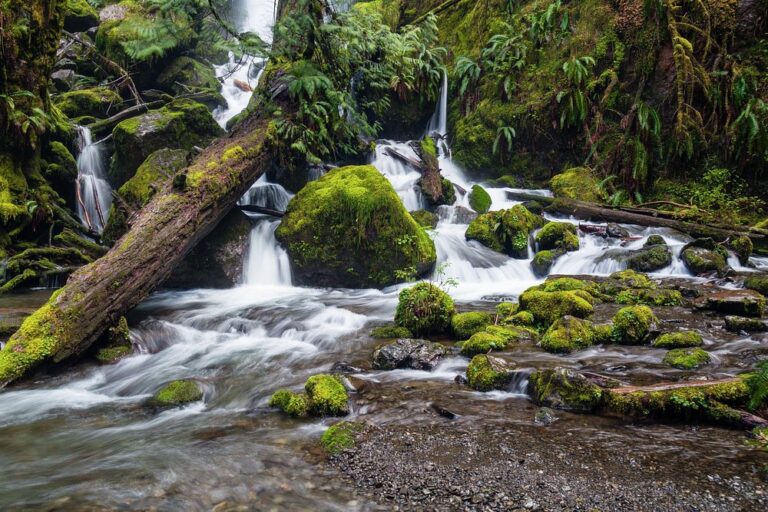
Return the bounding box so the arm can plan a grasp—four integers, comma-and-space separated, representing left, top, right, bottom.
747, 360, 768, 411
557, 56, 595, 129
394, 282, 456, 336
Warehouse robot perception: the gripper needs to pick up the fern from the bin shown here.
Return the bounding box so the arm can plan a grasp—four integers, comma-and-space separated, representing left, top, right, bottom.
748, 360, 768, 411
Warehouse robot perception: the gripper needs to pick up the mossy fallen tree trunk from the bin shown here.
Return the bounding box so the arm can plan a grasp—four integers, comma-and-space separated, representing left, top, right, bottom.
509, 191, 768, 250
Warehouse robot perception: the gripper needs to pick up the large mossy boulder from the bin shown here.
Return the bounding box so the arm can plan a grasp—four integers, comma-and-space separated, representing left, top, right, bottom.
466, 354, 516, 392
394, 282, 455, 336
156, 56, 226, 110
611, 305, 658, 344
269, 374, 349, 418
531, 249, 563, 277
681, 239, 730, 276
54, 86, 123, 119
275, 165, 437, 288
540, 316, 611, 354
451, 311, 491, 339
527, 367, 604, 412
465, 205, 543, 258
535, 222, 579, 252
625, 239, 672, 272
549, 167, 603, 203
109, 99, 223, 187
518, 288, 594, 327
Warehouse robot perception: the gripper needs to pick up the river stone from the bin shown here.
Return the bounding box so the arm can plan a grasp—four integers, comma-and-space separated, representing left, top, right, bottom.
534, 407, 558, 426
680, 239, 730, 275
724, 316, 768, 333
606, 223, 629, 239
372, 339, 447, 371
701, 289, 766, 317
625, 244, 672, 272
51, 69, 76, 92
527, 367, 603, 412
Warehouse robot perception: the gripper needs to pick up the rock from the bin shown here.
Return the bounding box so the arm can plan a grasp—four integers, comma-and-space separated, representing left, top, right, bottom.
466, 354, 516, 391
156, 56, 226, 110
109, 99, 224, 187
615, 287, 683, 306
701, 289, 766, 317
55, 58, 78, 71
625, 244, 672, 272
64, 0, 99, 32
164, 209, 253, 289
534, 407, 558, 426
153, 379, 203, 407
744, 275, 768, 296
729, 236, 753, 265
450, 206, 478, 224
330, 362, 365, 374
531, 249, 564, 277
518, 288, 594, 327
611, 305, 658, 344
321, 421, 363, 454
468, 184, 492, 213
269, 374, 349, 417
652, 331, 703, 348
372, 339, 447, 371
535, 222, 579, 252
527, 367, 603, 412
410, 209, 438, 228
275, 165, 437, 288
724, 315, 768, 333
599, 269, 656, 296
460, 330, 507, 356
99, 4, 130, 23
681, 239, 730, 275
233, 79, 253, 92
606, 223, 630, 239
451, 311, 491, 339
42, 141, 78, 199
95, 316, 132, 364
370, 325, 413, 339
51, 69, 76, 92
540, 316, 611, 354
549, 167, 604, 203
393, 282, 455, 336
663, 347, 711, 370
465, 205, 543, 258
54, 86, 123, 119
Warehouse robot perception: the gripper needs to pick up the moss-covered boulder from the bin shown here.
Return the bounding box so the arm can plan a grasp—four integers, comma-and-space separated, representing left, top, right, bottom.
724, 316, 768, 333
518, 288, 594, 327
611, 305, 658, 344
109, 99, 223, 187
54, 87, 123, 119
744, 275, 768, 296
321, 421, 363, 455
527, 367, 603, 412
63, 0, 98, 32
540, 316, 610, 354
550, 167, 603, 203
466, 354, 516, 391
394, 282, 455, 336
625, 244, 672, 272
729, 236, 753, 265
681, 239, 730, 275
275, 165, 437, 288
94, 316, 132, 364
451, 311, 491, 339
371, 325, 413, 339
153, 379, 203, 407
468, 184, 492, 213
531, 249, 563, 277
652, 331, 703, 349
662, 347, 711, 369
156, 56, 226, 110
42, 141, 78, 199
535, 222, 579, 252
410, 209, 438, 228
615, 288, 683, 307
599, 269, 656, 296
461, 331, 507, 356
465, 205, 543, 258
269, 374, 349, 418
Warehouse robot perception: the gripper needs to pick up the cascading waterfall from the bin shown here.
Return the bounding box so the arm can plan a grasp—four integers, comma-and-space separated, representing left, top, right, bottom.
74, 126, 112, 234
425, 71, 448, 139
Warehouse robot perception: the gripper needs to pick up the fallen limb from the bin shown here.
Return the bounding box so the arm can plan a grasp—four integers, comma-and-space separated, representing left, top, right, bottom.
87, 100, 166, 136
238, 205, 284, 217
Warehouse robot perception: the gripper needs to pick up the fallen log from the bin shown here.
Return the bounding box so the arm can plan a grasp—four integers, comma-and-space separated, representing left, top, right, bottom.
238, 205, 285, 217
506, 191, 768, 249
383, 146, 422, 171
87, 100, 166, 136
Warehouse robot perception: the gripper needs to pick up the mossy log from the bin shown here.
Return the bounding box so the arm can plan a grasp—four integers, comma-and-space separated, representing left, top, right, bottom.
505, 191, 768, 250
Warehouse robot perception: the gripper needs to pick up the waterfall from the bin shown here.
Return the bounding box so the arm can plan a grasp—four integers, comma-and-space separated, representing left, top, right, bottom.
426, 71, 448, 138
75, 126, 112, 234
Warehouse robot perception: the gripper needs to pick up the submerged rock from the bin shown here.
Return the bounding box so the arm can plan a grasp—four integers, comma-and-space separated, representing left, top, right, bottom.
394, 282, 455, 336
275, 165, 437, 288
534, 407, 559, 426
527, 367, 603, 412
372, 339, 447, 371
466, 354, 516, 391
153, 379, 203, 407
465, 205, 543, 258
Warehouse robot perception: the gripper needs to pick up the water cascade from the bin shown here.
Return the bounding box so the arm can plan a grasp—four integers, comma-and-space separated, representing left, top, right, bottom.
74, 126, 112, 233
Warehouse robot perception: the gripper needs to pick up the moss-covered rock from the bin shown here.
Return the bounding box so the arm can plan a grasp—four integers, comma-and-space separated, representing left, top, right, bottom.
744, 275, 768, 296
527, 367, 603, 412
645, 234, 666, 246
540, 316, 609, 354
372, 338, 446, 370
550, 167, 603, 203
466, 354, 515, 391
518, 288, 594, 327
109, 99, 223, 187
156, 56, 226, 110
371, 325, 413, 339
153, 379, 203, 407
276, 165, 437, 288
465, 205, 543, 258
652, 331, 704, 349
451, 311, 491, 339
54, 87, 123, 119
681, 240, 730, 276
728, 236, 752, 265
703, 289, 766, 317
531, 249, 563, 277
599, 269, 656, 296
611, 305, 658, 344
410, 209, 438, 228
268, 389, 310, 417
460, 331, 507, 356
63, 0, 98, 31
724, 315, 768, 333
508, 310, 535, 327
615, 288, 683, 306
94, 316, 132, 364
663, 347, 711, 369
535, 222, 579, 252
270, 374, 349, 418
321, 421, 363, 455
468, 184, 492, 213
43, 141, 78, 198
625, 244, 672, 272
394, 282, 455, 336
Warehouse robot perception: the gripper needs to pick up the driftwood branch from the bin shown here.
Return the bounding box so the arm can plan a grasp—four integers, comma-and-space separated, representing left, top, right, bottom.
238, 205, 284, 217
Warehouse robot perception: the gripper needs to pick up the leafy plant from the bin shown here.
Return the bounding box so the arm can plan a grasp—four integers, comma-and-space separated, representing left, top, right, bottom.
747, 360, 768, 411
493, 125, 516, 162
557, 56, 595, 129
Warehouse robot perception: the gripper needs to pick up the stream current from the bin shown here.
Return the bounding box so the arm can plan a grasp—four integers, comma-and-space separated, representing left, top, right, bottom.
0, 1, 767, 509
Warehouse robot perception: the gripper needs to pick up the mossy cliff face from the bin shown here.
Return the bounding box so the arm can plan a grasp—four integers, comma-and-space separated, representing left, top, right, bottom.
465, 204, 543, 258
109, 99, 224, 187
275, 165, 437, 288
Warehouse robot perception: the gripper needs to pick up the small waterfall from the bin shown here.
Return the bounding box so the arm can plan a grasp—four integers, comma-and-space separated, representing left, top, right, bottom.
370, 141, 424, 211
75, 126, 112, 233
426, 71, 448, 138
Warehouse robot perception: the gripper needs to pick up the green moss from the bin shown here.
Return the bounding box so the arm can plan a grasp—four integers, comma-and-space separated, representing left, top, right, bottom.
371, 325, 413, 339
154, 379, 203, 406
652, 331, 703, 349
156, 56, 224, 108
508, 310, 535, 327
495, 301, 518, 318
744, 276, 768, 296
535, 222, 579, 252
540, 316, 602, 354
518, 289, 594, 327
276, 165, 437, 288
550, 168, 604, 203
645, 235, 666, 246
599, 269, 657, 297
460, 331, 507, 356
729, 236, 753, 265
663, 347, 711, 370
451, 311, 491, 339
468, 184, 492, 213
611, 305, 657, 344
465, 205, 542, 258
531, 249, 560, 277
269, 389, 309, 417
305, 374, 349, 416
466, 354, 513, 392
615, 288, 683, 306
54, 87, 122, 118
95, 345, 131, 364
321, 421, 363, 455
114, 148, 189, 212
681, 246, 728, 275
410, 209, 438, 228
394, 282, 455, 336
626, 244, 672, 273
47, 141, 76, 175
527, 367, 604, 412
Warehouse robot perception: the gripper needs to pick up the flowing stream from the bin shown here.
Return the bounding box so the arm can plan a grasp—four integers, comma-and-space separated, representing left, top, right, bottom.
1, 9, 766, 510
74, 126, 112, 234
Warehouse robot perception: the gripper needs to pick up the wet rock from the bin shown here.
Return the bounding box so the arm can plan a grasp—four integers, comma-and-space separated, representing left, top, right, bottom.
330, 362, 365, 374
644, 234, 666, 246
527, 367, 603, 412
534, 407, 558, 426
370, 324, 412, 339
466, 205, 544, 259
701, 289, 766, 317
153, 379, 203, 407
611, 305, 659, 345
729, 236, 753, 265
550, 167, 603, 203
518, 288, 594, 327
663, 347, 711, 370
466, 354, 516, 391
394, 282, 455, 336
431, 403, 458, 419
54, 86, 123, 119
410, 209, 438, 228
530, 249, 564, 277
606, 223, 630, 239
540, 316, 611, 354
450, 206, 478, 224
625, 244, 672, 272
451, 311, 491, 339
460, 325, 531, 356
270, 374, 349, 417
724, 316, 768, 333
51, 69, 76, 92
468, 184, 492, 213
652, 331, 703, 348
535, 222, 579, 252
744, 275, 768, 296
372, 339, 447, 371
681, 239, 730, 275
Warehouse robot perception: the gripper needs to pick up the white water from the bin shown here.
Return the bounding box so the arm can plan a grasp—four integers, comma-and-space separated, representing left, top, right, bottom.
75, 126, 112, 233
212, 0, 275, 128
